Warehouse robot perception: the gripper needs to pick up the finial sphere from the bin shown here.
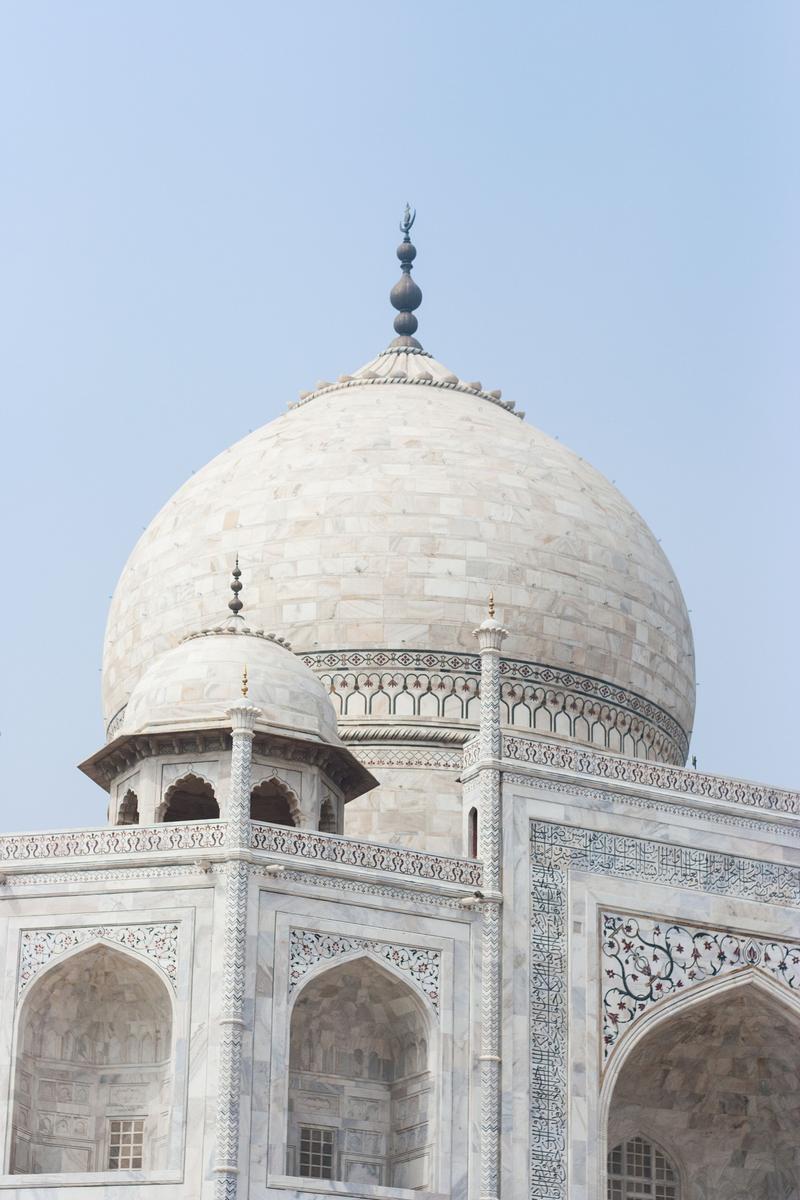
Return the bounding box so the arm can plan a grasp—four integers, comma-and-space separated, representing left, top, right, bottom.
229, 557, 244, 615
389, 206, 423, 347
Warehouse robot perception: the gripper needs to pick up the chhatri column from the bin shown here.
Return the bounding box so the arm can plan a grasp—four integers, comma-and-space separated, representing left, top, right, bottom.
474, 596, 507, 1200
214, 669, 261, 1200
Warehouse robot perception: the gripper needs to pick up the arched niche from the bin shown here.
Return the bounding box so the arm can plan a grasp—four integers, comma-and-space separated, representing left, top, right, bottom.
158, 773, 219, 823
607, 1134, 679, 1199
10, 943, 173, 1175
117, 789, 139, 826
250, 777, 298, 827
467, 808, 478, 859
319, 796, 337, 834
605, 976, 800, 1199
287, 955, 435, 1190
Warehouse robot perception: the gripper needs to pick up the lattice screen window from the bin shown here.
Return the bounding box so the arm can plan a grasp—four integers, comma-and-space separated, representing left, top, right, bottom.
608, 1136, 679, 1199
108, 1118, 145, 1170
299, 1125, 335, 1179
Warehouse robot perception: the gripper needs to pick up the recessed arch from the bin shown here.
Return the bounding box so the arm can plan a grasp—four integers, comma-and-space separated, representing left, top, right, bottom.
287, 953, 436, 1189
602, 970, 800, 1199
157, 772, 219, 823
250, 776, 299, 826
9, 942, 173, 1175
117, 789, 139, 826
607, 1133, 681, 1199
319, 795, 337, 834
467, 807, 478, 859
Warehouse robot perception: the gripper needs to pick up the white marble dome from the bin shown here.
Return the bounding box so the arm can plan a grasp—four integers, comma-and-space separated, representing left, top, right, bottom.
103, 345, 695, 759
121, 625, 342, 746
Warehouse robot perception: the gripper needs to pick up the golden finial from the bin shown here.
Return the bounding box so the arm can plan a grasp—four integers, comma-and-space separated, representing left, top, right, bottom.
488, 592, 496, 619
241, 665, 249, 697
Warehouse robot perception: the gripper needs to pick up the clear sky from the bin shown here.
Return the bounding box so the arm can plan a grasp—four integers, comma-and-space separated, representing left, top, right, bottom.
0, 3, 798, 832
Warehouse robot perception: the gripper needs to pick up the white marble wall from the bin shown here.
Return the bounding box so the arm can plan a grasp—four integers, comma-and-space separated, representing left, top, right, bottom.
496, 755, 800, 1200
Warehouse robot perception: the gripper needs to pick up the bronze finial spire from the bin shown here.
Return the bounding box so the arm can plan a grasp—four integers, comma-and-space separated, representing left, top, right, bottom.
488, 592, 496, 620
229, 556, 244, 616
389, 204, 423, 349
241, 665, 249, 697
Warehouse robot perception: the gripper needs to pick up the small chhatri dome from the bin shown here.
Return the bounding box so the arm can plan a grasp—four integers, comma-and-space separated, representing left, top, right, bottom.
389, 204, 423, 349
119, 566, 340, 748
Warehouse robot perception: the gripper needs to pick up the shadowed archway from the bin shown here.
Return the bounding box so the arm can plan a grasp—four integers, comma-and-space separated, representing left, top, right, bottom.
10, 943, 173, 1175
606, 979, 800, 1199
287, 955, 434, 1189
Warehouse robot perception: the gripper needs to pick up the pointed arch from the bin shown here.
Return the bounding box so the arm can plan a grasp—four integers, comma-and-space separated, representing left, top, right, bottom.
157, 772, 219, 823
318, 795, 337, 834
9, 942, 173, 1175
602, 969, 800, 1199
250, 776, 299, 826
467, 807, 478, 859
117, 788, 139, 826
287, 953, 436, 1188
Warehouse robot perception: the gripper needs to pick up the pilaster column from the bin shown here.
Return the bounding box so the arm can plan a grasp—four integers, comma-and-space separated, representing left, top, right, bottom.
214, 694, 261, 1200
226, 695, 261, 850
474, 602, 507, 1200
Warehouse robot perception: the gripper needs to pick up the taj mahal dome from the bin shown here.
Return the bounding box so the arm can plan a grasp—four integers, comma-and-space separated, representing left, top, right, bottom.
101, 211, 694, 852
0, 212, 798, 1200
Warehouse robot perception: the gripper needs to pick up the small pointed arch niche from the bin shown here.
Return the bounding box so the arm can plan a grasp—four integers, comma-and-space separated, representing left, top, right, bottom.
117, 788, 139, 826
158, 772, 219, 823
287, 954, 436, 1189
604, 974, 800, 1199
9, 942, 173, 1175
250, 776, 299, 826
319, 795, 337, 834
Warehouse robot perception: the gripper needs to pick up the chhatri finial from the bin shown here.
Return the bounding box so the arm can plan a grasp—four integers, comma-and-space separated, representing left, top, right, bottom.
488, 592, 496, 620
389, 204, 423, 350
229, 555, 243, 616
241, 665, 249, 697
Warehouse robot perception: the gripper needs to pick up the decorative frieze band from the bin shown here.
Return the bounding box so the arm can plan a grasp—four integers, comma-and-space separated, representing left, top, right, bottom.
18, 923, 179, 996
0, 821, 226, 863
289, 928, 440, 1012
352, 745, 463, 771
509, 735, 800, 817
300, 648, 687, 765
601, 912, 800, 1059
529, 820, 800, 1200
251, 822, 483, 887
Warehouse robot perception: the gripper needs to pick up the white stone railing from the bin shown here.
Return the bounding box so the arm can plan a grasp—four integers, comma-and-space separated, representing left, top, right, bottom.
503, 733, 800, 816
0, 821, 227, 862
0, 820, 483, 887
250, 822, 483, 886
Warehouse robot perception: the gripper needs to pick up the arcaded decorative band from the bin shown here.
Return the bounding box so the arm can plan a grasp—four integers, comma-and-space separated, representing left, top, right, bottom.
301, 648, 688, 765
18, 922, 179, 997
289, 928, 440, 1012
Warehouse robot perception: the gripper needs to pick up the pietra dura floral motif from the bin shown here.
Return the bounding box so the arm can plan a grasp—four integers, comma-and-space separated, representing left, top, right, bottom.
601, 913, 800, 1058
18, 923, 180, 996
288, 928, 441, 1012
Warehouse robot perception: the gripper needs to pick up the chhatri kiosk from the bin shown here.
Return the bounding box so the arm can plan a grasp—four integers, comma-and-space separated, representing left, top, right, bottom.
0, 213, 797, 1200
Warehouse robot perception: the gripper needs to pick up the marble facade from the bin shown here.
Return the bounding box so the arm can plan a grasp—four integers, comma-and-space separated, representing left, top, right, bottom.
4, 227, 795, 1198
0, 717, 798, 1197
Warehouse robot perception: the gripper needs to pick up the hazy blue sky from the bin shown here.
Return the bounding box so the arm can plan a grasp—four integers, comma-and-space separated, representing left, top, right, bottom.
1, 3, 798, 832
